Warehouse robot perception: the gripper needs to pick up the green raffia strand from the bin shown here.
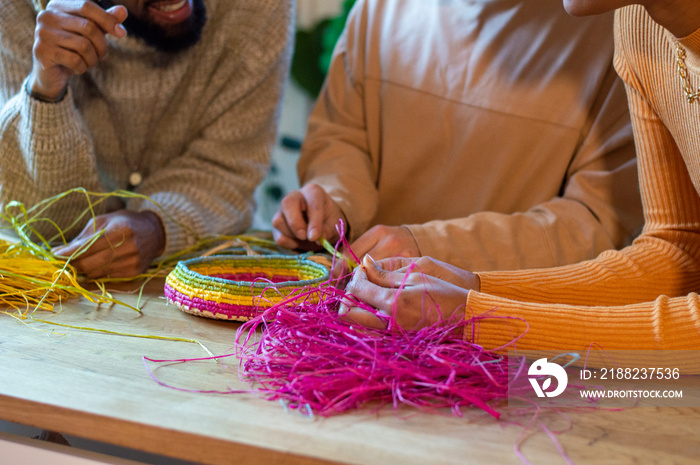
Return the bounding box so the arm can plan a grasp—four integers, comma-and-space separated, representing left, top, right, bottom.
27, 316, 217, 358
0, 189, 191, 316
0, 189, 304, 314
3, 187, 198, 251
0, 189, 307, 348
32, 319, 199, 344
320, 237, 358, 270
5, 310, 215, 359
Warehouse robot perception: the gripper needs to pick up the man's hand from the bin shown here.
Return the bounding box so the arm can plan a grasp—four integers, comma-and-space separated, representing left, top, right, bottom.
338, 255, 479, 331
52, 210, 165, 279
272, 184, 346, 250
350, 225, 420, 261
30, 0, 128, 101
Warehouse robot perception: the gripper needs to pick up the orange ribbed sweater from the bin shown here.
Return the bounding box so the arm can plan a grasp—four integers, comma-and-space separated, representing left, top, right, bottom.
466, 6, 700, 351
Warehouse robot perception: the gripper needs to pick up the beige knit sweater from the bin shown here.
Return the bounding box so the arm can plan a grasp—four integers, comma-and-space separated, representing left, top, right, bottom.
0, 0, 293, 255
467, 6, 700, 351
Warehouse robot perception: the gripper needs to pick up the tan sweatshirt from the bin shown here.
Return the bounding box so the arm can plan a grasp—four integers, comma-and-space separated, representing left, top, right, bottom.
298, 0, 643, 272
468, 6, 700, 352
0, 0, 293, 256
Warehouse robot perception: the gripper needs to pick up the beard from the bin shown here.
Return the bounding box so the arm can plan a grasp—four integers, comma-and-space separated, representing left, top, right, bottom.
99, 0, 207, 54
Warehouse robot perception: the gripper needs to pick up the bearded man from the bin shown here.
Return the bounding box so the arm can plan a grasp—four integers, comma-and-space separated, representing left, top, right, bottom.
0, 0, 293, 278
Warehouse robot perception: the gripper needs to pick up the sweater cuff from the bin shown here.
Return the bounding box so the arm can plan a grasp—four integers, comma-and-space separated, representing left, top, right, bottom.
127, 194, 200, 257
405, 223, 438, 259
465, 290, 529, 351
21, 78, 82, 148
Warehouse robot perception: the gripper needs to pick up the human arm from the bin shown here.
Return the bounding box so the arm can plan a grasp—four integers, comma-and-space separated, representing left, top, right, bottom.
340, 254, 700, 352
463, 291, 700, 352
293, 0, 379, 243
0, 0, 148, 275
344, 265, 700, 351
0, 0, 128, 215
23, 1, 156, 279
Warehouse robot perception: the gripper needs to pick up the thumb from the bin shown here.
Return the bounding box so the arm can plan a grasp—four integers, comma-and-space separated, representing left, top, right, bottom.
52, 237, 86, 258
362, 255, 406, 288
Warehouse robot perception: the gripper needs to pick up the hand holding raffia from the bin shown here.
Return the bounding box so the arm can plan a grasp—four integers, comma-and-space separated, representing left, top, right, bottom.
273, 184, 347, 250
340, 255, 479, 331
350, 225, 420, 262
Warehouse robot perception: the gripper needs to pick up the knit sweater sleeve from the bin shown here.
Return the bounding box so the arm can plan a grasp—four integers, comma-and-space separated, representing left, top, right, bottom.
464, 11, 700, 351
0, 0, 106, 235
0, 0, 293, 256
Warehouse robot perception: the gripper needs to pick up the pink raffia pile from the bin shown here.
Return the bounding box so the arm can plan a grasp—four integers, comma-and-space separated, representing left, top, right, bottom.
151, 226, 522, 418
233, 283, 512, 419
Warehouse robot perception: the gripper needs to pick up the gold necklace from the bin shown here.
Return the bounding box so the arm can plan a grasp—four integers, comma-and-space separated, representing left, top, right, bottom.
675, 43, 700, 104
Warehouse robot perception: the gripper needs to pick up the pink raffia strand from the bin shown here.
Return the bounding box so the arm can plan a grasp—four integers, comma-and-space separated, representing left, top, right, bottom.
145, 227, 575, 463
232, 280, 525, 419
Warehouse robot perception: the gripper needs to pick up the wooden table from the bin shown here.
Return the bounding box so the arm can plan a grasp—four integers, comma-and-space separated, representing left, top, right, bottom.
1, 279, 699, 465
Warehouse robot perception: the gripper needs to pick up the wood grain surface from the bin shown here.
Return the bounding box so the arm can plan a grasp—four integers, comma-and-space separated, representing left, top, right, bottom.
1, 280, 699, 465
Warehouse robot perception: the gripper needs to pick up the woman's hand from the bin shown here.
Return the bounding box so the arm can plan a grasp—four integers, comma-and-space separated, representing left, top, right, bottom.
371, 256, 481, 289
339, 255, 479, 331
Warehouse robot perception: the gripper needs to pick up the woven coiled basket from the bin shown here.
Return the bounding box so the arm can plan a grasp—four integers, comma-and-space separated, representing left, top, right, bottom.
164, 255, 330, 321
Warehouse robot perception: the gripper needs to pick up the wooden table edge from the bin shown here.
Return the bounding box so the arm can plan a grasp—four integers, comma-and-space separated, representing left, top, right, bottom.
0, 393, 339, 465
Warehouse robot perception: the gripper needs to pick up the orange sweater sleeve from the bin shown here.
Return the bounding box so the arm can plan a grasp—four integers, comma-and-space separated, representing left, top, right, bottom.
465, 7, 700, 351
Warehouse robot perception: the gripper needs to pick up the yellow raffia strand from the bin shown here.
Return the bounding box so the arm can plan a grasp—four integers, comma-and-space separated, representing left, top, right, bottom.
31, 319, 199, 344
32, 0, 48, 12
0, 188, 195, 317
320, 237, 358, 270
0, 188, 328, 346
0, 238, 135, 318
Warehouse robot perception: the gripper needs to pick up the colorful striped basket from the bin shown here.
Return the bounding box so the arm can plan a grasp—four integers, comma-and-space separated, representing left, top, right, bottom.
164, 255, 330, 321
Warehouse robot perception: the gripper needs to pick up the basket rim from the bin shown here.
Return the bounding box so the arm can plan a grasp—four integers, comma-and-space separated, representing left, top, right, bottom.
173, 254, 330, 289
